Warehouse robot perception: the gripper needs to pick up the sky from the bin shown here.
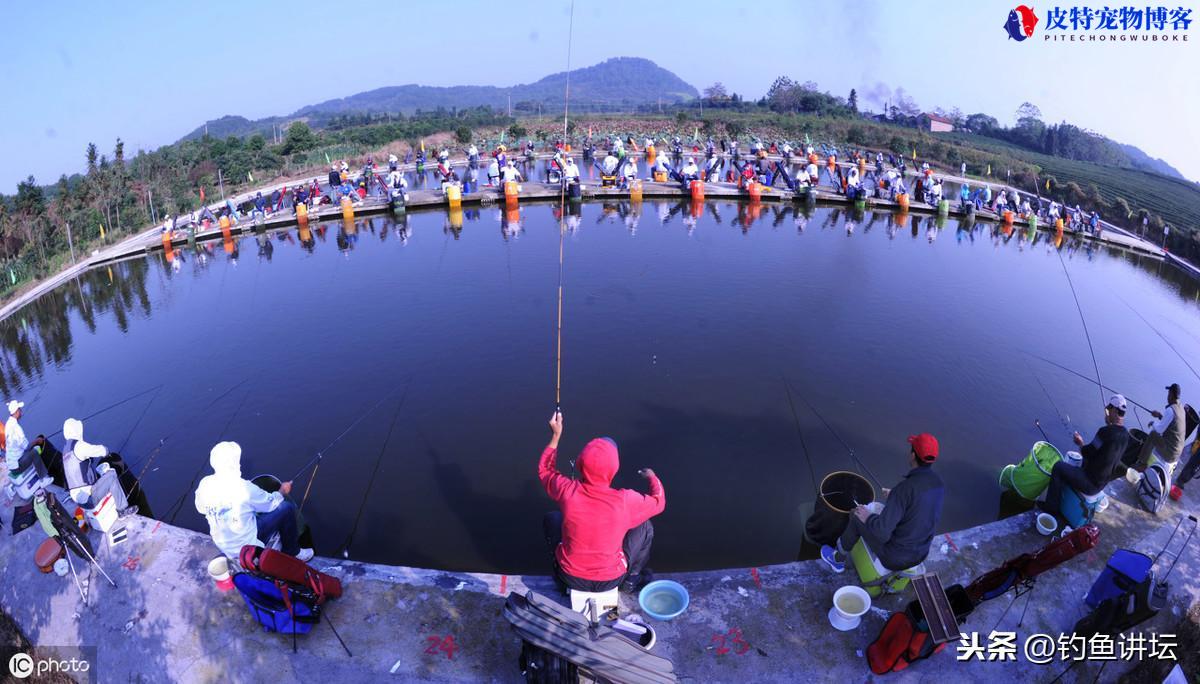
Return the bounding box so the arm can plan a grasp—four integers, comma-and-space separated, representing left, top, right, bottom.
2, 0, 1197, 192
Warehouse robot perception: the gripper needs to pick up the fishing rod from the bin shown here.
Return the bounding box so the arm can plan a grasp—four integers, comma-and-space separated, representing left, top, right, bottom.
782, 377, 820, 499
1115, 294, 1200, 384
289, 389, 400, 483
1027, 362, 1074, 436
115, 384, 165, 455
1033, 419, 1052, 442
553, 0, 575, 417
46, 383, 165, 439
1022, 350, 1153, 412
783, 376, 883, 491
339, 389, 410, 559
1051, 243, 1107, 409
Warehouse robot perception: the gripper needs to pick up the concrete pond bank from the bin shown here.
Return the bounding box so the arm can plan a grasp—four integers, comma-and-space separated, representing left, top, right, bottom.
1, 465, 1197, 683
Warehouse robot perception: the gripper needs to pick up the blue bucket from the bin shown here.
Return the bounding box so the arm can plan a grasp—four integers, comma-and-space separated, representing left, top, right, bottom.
638, 580, 689, 621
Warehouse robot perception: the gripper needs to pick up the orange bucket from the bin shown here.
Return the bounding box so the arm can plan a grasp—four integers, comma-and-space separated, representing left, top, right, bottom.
690, 180, 705, 201
747, 181, 762, 202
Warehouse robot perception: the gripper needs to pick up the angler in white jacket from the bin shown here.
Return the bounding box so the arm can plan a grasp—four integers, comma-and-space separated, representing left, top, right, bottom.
195, 441, 312, 561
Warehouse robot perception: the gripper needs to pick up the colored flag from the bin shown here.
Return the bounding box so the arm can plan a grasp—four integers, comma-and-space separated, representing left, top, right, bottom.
1045, 179, 1050, 190
693, 126, 698, 141
200, 187, 205, 202
99, 223, 106, 239
499, 131, 505, 143
325, 152, 331, 165
987, 164, 991, 175
248, 172, 254, 183
804, 133, 811, 146
420, 140, 425, 152
8, 268, 14, 285
912, 148, 917, 160
107, 266, 113, 283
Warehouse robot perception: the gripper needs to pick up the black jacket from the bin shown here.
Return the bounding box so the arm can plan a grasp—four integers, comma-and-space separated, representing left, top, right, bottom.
328, 170, 340, 187
863, 466, 944, 571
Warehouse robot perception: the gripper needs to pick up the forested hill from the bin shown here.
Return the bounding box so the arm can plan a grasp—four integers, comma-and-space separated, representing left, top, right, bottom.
180, 58, 698, 141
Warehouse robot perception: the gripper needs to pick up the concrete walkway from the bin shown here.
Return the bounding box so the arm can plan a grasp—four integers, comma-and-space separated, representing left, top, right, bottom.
2, 463, 1196, 682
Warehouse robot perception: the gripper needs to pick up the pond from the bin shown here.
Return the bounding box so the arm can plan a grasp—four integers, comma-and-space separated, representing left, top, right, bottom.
2, 200, 1197, 574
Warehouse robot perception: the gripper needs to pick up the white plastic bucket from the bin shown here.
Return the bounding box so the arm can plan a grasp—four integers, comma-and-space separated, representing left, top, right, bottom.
829, 586, 871, 631
1036, 512, 1058, 535
208, 556, 234, 592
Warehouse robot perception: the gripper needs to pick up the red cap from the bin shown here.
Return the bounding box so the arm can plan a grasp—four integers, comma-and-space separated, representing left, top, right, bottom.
908, 433, 939, 463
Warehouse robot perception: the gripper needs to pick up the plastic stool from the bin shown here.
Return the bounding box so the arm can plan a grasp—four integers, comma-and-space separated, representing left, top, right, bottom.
849, 538, 925, 598
569, 588, 619, 616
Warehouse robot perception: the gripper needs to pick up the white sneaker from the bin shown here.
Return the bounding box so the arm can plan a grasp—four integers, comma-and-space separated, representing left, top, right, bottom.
296, 548, 314, 562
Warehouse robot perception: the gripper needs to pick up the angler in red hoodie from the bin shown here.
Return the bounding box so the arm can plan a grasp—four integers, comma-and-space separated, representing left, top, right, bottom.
539, 412, 665, 593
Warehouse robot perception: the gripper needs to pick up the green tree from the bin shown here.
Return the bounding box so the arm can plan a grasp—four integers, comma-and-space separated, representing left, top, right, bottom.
281, 122, 317, 154
847, 88, 858, 112
507, 123, 527, 139
455, 126, 472, 144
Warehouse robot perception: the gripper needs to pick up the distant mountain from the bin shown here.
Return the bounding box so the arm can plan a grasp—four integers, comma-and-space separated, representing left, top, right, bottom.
1117, 143, 1185, 180
180, 57, 698, 142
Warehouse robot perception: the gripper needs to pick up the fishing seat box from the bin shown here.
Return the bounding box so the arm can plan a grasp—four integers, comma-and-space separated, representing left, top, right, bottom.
1086, 549, 1153, 609
1060, 486, 1102, 529
850, 538, 926, 598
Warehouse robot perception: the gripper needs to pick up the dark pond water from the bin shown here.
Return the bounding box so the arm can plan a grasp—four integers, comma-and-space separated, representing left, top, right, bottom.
3, 200, 1198, 574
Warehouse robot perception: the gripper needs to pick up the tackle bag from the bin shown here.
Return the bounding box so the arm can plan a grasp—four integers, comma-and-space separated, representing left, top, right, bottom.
866, 612, 945, 675
503, 591, 677, 684
1136, 461, 1170, 515
233, 572, 320, 636
239, 545, 342, 604
867, 583, 975, 675
1077, 516, 1196, 635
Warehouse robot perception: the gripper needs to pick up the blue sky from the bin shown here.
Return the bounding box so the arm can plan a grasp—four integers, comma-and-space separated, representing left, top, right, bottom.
2, 0, 1196, 191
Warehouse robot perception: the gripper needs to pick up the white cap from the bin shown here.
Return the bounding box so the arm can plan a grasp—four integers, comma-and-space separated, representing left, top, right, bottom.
1107, 394, 1127, 412
7, 400, 23, 415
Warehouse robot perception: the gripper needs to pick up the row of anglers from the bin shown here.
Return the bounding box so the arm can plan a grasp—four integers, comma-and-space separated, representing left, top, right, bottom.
161, 134, 1103, 236
7, 379, 1195, 600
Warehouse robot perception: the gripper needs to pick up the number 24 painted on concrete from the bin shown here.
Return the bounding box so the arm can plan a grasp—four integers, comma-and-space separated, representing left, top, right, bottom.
424, 635, 458, 660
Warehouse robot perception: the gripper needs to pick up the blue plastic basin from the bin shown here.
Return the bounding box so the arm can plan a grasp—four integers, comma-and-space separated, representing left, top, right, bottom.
638, 580, 689, 620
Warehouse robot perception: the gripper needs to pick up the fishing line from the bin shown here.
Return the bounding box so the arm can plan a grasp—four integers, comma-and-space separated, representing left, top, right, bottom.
295, 385, 407, 512
1027, 362, 1073, 435
131, 376, 254, 496
115, 384, 165, 455
339, 387, 411, 559
782, 377, 820, 499
1021, 350, 1152, 412
1052, 241, 1105, 408
165, 386, 253, 524
45, 383, 164, 439
1115, 294, 1200, 384
783, 377, 883, 491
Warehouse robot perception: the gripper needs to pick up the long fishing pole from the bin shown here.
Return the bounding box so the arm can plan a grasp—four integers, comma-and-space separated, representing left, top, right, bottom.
1022, 350, 1153, 412
553, 0, 575, 415
783, 376, 883, 490
339, 389, 410, 559
296, 382, 412, 513
115, 384, 165, 455
1034, 419, 1052, 442
290, 389, 399, 482
46, 383, 164, 439
1027, 362, 1074, 435
1115, 294, 1200, 384
1052, 231, 1106, 408
782, 377, 820, 498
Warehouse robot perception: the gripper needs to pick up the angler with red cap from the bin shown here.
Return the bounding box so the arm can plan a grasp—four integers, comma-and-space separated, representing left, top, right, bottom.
539, 412, 665, 594
821, 433, 945, 574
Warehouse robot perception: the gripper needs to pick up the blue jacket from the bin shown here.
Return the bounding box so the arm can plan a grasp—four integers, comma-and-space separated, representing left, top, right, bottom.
862, 466, 944, 571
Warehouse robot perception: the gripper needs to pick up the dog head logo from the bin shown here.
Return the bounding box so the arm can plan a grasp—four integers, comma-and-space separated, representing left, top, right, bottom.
1004, 5, 1039, 41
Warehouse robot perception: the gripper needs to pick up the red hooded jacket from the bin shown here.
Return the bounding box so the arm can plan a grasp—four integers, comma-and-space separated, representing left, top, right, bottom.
539, 439, 666, 581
